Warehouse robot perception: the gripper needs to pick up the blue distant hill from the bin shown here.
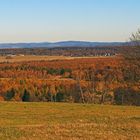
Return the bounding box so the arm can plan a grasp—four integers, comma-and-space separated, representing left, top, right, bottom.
0, 41, 126, 49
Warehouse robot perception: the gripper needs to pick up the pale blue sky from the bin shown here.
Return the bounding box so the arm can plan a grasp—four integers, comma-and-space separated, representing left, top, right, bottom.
0, 0, 140, 43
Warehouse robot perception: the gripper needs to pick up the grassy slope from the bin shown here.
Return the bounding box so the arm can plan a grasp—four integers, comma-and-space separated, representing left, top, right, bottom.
0, 102, 139, 140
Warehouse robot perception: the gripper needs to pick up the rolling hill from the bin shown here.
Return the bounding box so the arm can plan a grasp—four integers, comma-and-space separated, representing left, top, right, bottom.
0, 41, 125, 49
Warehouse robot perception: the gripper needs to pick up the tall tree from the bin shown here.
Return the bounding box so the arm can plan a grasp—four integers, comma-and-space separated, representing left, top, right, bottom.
130, 29, 140, 46
129, 28, 140, 58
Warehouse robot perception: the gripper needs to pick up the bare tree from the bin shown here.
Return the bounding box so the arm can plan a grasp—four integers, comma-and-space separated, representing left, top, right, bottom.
125, 28, 140, 59
130, 28, 140, 46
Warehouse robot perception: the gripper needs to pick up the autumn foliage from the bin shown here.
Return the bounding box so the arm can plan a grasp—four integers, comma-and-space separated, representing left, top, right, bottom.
0, 56, 140, 105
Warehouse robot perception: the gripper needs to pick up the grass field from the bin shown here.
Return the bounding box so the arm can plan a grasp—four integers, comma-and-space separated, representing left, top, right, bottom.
0, 55, 74, 62
0, 55, 115, 62
0, 103, 139, 140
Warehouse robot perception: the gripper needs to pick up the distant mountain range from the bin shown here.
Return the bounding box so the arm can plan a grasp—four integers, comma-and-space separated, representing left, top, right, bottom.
0, 41, 126, 49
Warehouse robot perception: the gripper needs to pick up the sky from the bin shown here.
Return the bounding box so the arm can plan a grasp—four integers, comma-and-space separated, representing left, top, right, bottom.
0, 0, 140, 43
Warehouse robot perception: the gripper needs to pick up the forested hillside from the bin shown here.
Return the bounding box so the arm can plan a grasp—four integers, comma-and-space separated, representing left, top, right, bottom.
0, 46, 121, 56
0, 56, 139, 105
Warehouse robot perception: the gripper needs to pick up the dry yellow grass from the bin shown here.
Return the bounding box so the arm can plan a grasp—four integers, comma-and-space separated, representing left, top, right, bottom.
0, 55, 115, 62
0, 55, 75, 62
0, 102, 140, 140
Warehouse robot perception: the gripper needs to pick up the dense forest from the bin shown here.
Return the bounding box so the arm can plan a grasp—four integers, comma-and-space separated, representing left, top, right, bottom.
0, 46, 123, 56
0, 55, 140, 105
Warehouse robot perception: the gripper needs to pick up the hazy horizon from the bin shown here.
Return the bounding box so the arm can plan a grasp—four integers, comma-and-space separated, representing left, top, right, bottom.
0, 40, 130, 44
0, 0, 140, 43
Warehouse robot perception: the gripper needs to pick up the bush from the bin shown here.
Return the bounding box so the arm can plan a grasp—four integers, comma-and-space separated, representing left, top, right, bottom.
114, 88, 140, 106
56, 92, 64, 102
22, 89, 30, 102
5, 88, 16, 101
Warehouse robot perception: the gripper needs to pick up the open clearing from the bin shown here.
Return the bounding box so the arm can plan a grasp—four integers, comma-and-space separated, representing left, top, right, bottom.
0, 55, 115, 62
0, 102, 139, 140
0, 55, 74, 62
